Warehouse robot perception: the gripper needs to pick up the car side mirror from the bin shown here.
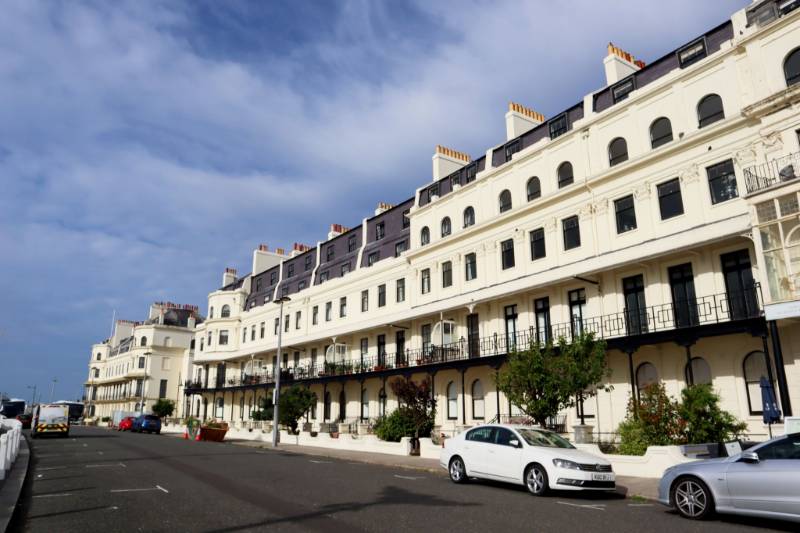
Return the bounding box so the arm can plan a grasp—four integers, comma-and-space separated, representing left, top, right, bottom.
509, 439, 521, 448
740, 451, 759, 464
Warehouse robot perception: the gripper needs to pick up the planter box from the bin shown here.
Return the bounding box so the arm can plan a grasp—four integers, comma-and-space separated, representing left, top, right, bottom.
200, 426, 228, 442
338, 423, 350, 434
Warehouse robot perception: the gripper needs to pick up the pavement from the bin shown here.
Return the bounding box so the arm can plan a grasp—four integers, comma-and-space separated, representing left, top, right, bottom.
8, 426, 797, 533
0, 435, 30, 532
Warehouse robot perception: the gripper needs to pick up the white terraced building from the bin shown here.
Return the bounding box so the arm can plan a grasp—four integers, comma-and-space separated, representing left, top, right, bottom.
85, 302, 200, 420
176, 0, 800, 441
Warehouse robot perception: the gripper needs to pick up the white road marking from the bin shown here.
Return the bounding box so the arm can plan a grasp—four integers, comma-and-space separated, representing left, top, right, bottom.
85, 462, 126, 468
556, 501, 606, 511
110, 486, 169, 494
309, 460, 331, 464
628, 503, 653, 507
393, 475, 422, 480
33, 493, 73, 498
36, 466, 66, 472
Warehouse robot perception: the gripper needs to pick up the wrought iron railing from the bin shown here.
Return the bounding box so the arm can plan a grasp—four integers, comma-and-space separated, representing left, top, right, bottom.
744, 151, 800, 194
183, 286, 761, 392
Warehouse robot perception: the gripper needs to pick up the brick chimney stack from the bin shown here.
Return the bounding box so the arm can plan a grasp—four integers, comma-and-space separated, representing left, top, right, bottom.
432, 145, 470, 181
327, 224, 349, 240
222, 267, 237, 287
505, 102, 544, 140
604, 42, 644, 85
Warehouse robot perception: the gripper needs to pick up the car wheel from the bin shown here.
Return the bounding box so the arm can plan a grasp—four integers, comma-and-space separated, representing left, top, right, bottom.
525, 463, 549, 496
449, 456, 468, 484
672, 477, 714, 520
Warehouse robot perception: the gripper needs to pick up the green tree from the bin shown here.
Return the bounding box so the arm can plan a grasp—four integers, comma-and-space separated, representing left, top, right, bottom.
151, 398, 175, 418
389, 378, 436, 440
495, 332, 610, 427
252, 387, 317, 433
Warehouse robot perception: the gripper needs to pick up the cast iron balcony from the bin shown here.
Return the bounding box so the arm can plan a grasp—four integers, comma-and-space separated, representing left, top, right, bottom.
744, 151, 800, 195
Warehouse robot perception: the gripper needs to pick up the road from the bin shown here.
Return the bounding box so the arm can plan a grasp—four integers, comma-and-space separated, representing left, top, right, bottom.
8, 426, 796, 532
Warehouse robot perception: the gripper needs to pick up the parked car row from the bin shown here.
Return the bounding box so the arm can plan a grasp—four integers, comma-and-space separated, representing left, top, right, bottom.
117, 415, 162, 434
441, 424, 800, 524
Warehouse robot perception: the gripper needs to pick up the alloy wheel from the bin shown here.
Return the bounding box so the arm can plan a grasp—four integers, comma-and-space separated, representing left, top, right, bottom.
449, 458, 466, 483
526, 465, 547, 495
674, 479, 708, 519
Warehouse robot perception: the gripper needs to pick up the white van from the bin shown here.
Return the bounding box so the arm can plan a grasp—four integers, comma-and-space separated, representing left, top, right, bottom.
32, 404, 70, 438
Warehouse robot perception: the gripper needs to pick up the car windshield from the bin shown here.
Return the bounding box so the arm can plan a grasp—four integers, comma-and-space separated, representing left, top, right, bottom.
516, 428, 575, 449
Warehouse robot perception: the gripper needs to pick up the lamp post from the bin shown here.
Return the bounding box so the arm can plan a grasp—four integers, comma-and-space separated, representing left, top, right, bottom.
27, 385, 37, 411
49, 378, 58, 403
271, 296, 290, 447
140, 351, 152, 415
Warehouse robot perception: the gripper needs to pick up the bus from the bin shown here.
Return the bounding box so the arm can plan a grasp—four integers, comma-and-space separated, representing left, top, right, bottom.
53, 401, 85, 422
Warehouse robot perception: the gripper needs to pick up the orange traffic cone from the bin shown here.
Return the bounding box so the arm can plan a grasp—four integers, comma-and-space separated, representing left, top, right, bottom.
195, 429, 201, 441
183, 429, 188, 440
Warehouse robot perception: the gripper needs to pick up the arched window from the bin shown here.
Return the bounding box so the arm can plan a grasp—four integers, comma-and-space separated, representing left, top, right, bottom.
338, 389, 346, 421
685, 357, 712, 386
499, 190, 512, 213
697, 94, 724, 128
420, 226, 430, 246
557, 162, 574, 188
96, 352, 101, 361
635, 362, 658, 399
784, 48, 800, 86
323, 391, 331, 421
649, 117, 672, 149
378, 388, 387, 417
608, 137, 628, 166
209, 306, 214, 319
220, 305, 231, 318
743, 351, 771, 414
140, 336, 147, 347
463, 206, 475, 228
361, 388, 369, 420
441, 217, 452, 237
471, 380, 484, 419
526, 177, 541, 201
447, 382, 458, 420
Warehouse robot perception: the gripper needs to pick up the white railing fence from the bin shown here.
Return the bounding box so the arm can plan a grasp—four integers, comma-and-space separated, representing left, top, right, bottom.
0, 418, 23, 480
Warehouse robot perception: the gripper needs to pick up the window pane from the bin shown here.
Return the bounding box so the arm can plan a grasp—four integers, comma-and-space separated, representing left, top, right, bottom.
707, 159, 738, 204
698, 94, 724, 128
658, 179, 684, 220
530, 228, 546, 260
650, 117, 673, 149
614, 195, 637, 233
501, 239, 515, 269
563, 216, 581, 250
608, 138, 628, 166
558, 162, 573, 188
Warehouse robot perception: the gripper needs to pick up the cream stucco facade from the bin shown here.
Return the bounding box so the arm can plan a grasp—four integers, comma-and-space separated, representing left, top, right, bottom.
90, 1, 800, 443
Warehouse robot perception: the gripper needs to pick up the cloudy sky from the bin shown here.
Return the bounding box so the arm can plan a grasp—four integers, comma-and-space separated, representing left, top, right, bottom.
0, 0, 748, 402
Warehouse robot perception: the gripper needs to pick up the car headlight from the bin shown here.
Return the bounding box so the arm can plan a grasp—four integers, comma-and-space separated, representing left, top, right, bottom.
552, 458, 580, 470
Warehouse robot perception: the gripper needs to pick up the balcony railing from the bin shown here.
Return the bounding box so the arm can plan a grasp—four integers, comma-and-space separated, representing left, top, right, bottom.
744, 151, 800, 195
184, 286, 761, 392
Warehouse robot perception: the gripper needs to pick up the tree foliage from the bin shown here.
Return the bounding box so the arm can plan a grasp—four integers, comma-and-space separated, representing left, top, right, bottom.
618, 383, 747, 455
252, 386, 317, 433
151, 398, 175, 418
494, 332, 610, 427
373, 409, 435, 442
388, 377, 436, 439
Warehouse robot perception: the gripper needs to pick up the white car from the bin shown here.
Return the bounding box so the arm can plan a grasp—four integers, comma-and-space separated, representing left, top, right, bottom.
440, 424, 615, 495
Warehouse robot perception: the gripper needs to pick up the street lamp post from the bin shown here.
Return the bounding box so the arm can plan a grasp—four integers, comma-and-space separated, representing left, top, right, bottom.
271, 296, 290, 447
27, 385, 37, 411
140, 351, 152, 415
49, 378, 58, 403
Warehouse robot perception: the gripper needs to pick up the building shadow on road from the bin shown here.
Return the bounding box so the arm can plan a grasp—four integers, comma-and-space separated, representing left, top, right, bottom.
466, 478, 626, 501
204, 484, 480, 532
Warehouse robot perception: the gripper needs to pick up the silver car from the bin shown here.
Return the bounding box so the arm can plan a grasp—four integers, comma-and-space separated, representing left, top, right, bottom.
658, 433, 800, 523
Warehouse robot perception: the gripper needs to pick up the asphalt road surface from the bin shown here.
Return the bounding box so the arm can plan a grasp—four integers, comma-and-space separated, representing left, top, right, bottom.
8, 427, 796, 532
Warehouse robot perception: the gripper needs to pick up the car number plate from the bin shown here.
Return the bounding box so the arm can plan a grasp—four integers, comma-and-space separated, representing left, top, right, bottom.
592, 473, 613, 481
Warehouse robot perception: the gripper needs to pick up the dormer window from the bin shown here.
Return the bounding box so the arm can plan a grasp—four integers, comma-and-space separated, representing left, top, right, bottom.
376, 222, 385, 240
368, 252, 379, 266
402, 209, 410, 229
678, 38, 706, 68
270, 272, 277, 285
287, 264, 294, 277
348, 234, 357, 252
612, 77, 635, 103
464, 163, 478, 184
428, 183, 439, 202
548, 114, 568, 140
326, 245, 335, 262
304, 254, 313, 271
319, 270, 329, 282
504, 139, 521, 163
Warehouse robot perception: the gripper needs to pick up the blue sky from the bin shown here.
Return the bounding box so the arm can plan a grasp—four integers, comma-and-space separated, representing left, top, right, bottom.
0, 0, 748, 403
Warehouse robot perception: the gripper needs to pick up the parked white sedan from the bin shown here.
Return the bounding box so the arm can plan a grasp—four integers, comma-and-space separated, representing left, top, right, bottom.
440, 424, 615, 495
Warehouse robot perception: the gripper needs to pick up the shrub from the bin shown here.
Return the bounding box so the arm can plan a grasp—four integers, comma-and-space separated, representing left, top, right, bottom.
679, 384, 747, 444
374, 408, 434, 442
617, 383, 746, 455
151, 399, 175, 418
